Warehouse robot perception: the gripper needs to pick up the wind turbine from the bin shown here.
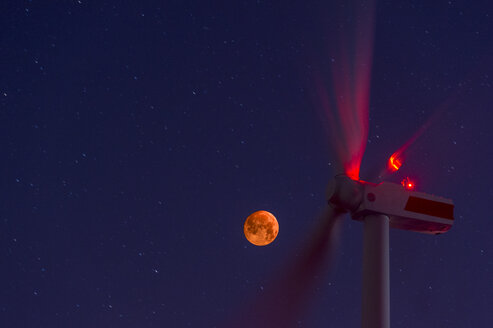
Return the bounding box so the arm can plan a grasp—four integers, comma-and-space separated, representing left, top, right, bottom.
312, 1, 454, 324
316, 0, 455, 324
231, 1, 455, 327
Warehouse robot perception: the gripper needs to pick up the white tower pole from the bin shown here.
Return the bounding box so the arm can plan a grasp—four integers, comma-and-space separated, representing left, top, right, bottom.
361, 214, 390, 328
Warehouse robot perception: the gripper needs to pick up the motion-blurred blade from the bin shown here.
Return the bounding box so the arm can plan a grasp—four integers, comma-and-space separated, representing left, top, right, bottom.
312, 0, 375, 180
228, 206, 345, 328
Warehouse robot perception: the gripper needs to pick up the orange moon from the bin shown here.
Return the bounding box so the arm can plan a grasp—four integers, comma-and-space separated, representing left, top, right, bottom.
243, 210, 279, 246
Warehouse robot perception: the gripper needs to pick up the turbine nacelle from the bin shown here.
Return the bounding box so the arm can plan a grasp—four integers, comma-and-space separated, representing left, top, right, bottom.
327, 175, 454, 234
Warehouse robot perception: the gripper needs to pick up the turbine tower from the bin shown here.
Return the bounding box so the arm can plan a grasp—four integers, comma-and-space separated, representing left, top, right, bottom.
326, 175, 454, 328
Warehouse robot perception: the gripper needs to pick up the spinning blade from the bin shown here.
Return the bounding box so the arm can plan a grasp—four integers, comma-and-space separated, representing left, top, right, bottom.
230, 206, 345, 328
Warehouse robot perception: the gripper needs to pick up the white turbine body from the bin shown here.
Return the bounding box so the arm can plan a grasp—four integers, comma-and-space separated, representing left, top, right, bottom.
352, 181, 454, 234
327, 175, 454, 328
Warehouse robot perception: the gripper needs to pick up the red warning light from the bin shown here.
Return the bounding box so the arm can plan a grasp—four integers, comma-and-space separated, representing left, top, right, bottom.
388, 153, 402, 172
402, 177, 415, 190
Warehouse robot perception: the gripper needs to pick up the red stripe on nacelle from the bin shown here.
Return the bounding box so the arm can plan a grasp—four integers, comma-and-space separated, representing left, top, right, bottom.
404, 196, 454, 220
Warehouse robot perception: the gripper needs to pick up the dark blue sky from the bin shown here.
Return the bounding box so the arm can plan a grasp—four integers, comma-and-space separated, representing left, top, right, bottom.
1, 1, 492, 327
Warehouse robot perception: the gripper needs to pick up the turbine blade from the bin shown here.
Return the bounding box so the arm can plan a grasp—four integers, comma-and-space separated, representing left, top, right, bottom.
228, 206, 345, 328
312, 1, 376, 179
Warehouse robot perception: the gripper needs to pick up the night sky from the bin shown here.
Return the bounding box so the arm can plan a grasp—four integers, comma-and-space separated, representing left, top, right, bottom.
1, 1, 493, 327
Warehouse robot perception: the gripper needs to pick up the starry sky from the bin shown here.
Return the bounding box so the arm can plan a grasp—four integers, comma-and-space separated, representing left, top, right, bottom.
1, 1, 493, 327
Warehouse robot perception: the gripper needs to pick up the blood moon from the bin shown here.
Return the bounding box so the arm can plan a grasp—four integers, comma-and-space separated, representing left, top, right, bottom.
243, 210, 279, 246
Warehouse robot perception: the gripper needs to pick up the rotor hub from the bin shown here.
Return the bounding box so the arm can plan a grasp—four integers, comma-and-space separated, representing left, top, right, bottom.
326, 175, 364, 212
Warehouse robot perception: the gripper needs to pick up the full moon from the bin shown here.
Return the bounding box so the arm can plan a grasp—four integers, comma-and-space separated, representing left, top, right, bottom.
243, 210, 279, 246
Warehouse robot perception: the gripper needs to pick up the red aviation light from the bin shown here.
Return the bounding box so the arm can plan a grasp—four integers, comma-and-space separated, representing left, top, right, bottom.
388, 153, 402, 172
402, 177, 415, 190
